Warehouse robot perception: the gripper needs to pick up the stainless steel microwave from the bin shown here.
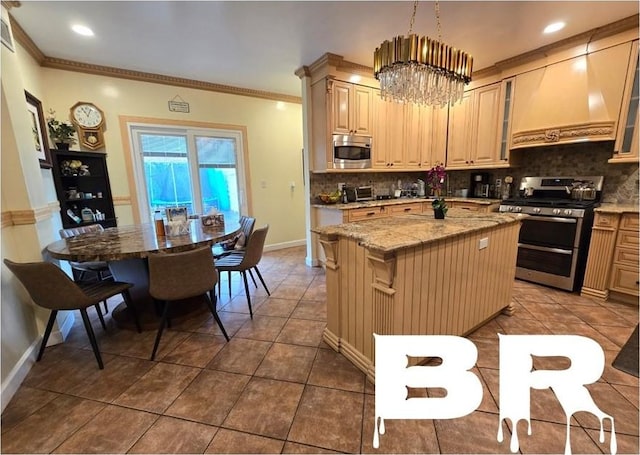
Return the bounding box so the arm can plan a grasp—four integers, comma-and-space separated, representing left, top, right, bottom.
332, 134, 372, 169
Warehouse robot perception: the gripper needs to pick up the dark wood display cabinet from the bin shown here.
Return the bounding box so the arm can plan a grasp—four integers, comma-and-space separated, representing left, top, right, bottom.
51, 149, 117, 229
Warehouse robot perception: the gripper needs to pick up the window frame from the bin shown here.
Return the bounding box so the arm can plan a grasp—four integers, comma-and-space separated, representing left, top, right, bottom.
122, 117, 252, 224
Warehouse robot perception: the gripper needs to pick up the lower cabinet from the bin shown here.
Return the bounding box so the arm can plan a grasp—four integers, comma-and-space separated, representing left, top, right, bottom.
447, 201, 500, 213
582, 211, 639, 304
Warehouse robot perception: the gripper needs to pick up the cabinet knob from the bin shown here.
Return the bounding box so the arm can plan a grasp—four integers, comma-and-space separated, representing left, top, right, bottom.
465, 160, 469, 164
470, 160, 474, 164
389, 163, 394, 167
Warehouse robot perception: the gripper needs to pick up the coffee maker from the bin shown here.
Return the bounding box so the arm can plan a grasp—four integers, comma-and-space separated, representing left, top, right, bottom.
470, 172, 491, 198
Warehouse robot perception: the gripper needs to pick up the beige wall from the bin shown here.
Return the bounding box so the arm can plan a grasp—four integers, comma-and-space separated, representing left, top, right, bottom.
41, 69, 306, 247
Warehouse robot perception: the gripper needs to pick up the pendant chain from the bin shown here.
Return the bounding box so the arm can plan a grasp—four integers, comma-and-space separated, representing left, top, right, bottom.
408, 0, 418, 35
408, 0, 443, 42
435, 0, 442, 42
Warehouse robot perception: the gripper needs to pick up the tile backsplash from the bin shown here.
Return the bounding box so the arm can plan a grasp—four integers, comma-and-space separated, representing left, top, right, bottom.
310, 141, 638, 204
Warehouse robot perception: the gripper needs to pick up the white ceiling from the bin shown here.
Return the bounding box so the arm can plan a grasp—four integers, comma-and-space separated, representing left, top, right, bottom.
9, 1, 640, 98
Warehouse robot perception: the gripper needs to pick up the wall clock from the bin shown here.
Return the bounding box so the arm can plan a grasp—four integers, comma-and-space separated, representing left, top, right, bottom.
70, 102, 105, 150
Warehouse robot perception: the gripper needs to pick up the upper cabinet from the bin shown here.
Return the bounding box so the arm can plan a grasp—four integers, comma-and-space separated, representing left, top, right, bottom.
309, 76, 375, 171
372, 97, 447, 170
446, 79, 513, 169
510, 42, 632, 149
611, 40, 639, 163
331, 81, 373, 135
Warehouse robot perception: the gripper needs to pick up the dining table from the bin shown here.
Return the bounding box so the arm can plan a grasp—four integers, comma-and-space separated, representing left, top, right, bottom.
46, 219, 241, 330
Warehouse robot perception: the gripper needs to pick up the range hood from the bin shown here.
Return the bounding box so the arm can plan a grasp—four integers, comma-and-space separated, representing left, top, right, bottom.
510, 42, 632, 149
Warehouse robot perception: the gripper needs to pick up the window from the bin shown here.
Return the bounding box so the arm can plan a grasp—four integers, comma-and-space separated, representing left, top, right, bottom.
129, 124, 248, 223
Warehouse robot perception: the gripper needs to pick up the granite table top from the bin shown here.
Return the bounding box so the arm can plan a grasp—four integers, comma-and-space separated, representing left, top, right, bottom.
595, 203, 639, 214
311, 208, 524, 254
46, 220, 241, 262
312, 197, 502, 210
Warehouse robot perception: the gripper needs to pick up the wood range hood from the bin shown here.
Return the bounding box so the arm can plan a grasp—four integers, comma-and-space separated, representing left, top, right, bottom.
509, 41, 633, 149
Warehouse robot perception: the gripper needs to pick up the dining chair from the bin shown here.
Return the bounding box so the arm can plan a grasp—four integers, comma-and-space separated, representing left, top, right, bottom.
215, 225, 270, 318
3, 258, 141, 369
212, 215, 255, 259
60, 224, 112, 321
147, 247, 230, 360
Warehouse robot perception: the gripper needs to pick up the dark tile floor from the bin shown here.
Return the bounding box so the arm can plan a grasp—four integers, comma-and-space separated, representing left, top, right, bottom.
2, 246, 638, 454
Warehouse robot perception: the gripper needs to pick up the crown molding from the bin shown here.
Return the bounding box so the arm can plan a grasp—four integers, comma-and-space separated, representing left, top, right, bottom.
10, 17, 301, 105
1, 1, 21, 10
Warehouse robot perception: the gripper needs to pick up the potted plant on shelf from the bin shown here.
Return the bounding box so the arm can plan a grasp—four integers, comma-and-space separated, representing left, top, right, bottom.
47, 109, 77, 150
427, 164, 448, 219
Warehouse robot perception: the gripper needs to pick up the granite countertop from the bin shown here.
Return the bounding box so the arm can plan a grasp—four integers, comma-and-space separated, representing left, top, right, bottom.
312, 197, 502, 210
311, 208, 524, 253
595, 203, 639, 214
46, 220, 241, 262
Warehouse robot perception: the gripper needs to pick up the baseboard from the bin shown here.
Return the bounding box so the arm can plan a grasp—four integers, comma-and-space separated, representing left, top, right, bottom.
1, 338, 40, 412
48, 311, 74, 345
263, 239, 306, 252
305, 257, 319, 267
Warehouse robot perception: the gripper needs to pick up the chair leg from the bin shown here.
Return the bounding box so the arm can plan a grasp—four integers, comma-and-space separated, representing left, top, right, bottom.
37, 310, 58, 361
80, 308, 104, 369
247, 268, 258, 288
151, 301, 171, 361
102, 300, 109, 315
205, 291, 229, 341
241, 271, 253, 318
227, 271, 232, 298
95, 304, 107, 330
122, 289, 142, 333
253, 266, 270, 296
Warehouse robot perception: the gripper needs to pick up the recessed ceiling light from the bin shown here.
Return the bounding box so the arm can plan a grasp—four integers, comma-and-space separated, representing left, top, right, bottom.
543, 22, 565, 34
72, 24, 94, 37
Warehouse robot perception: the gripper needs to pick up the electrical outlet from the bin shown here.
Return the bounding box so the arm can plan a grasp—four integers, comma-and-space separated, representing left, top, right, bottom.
479, 238, 489, 250
495, 179, 502, 187
338, 183, 346, 190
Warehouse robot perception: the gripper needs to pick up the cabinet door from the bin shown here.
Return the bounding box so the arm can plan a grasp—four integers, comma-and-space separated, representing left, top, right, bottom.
387, 102, 406, 168
429, 106, 448, 168
372, 94, 390, 168
612, 40, 639, 162
331, 81, 351, 134
404, 104, 423, 169
352, 86, 373, 135
472, 83, 503, 166
446, 91, 473, 168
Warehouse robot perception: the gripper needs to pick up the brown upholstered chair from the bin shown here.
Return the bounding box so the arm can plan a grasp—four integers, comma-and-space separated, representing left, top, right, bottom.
3, 258, 141, 369
215, 225, 270, 318
212, 215, 255, 259
147, 247, 229, 360
59, 224, 112, 319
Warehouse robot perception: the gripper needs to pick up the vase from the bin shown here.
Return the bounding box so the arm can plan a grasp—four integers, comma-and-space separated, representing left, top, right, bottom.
434, 208, 446, 219
55, 142, 70, 150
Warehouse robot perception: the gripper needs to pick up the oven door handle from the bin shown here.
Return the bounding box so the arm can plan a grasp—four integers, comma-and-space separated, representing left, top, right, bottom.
517, 243, 573, 255
527, 216, 577, 224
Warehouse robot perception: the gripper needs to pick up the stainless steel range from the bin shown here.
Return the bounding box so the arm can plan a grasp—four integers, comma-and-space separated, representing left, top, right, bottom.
499, 176, 604, 291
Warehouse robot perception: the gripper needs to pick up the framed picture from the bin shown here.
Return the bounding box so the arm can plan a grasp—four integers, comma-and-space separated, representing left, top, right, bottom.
165, 206, 188, 222
25, 91, 52, 169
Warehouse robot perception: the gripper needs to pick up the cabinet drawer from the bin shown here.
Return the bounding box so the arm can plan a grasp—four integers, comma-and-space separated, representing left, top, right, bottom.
616, 230, 639, 249
387, 203, 424, 215
593, 213, 618, 229
613, 247, 639, 267
451, 202, 480, 211
620, 213, 639, 231
609, 264, 640, 296
347, 207, 387, 222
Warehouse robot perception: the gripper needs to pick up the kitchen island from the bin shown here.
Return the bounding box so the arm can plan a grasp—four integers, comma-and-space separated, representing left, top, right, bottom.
312, 208, 523, 381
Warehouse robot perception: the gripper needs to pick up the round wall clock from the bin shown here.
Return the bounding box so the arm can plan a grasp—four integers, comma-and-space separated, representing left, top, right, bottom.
69, 102, 106, 150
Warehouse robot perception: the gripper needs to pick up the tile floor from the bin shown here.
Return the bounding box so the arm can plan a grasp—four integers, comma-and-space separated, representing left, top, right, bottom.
2, 246, 638, 454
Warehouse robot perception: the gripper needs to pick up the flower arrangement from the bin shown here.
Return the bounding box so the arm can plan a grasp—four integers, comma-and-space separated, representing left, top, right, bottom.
46, 109, 77, 146
427, 164, 448, 218
426, 163, 446, 197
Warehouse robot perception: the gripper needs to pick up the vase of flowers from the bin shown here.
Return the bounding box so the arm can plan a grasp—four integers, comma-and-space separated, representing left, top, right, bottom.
47, 109, 77, 150
427, 164, 448, 218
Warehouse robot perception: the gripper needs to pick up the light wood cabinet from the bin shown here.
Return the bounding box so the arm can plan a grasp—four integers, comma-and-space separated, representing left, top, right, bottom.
511, 42, 631, 149
373, 98, 447, 170
446, 81, 511, 170
331, 80, 373, 135
309, 78, 375, 171
582, 211, 639, 304
447, 201, 500, 213
611, 40, 639, 163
